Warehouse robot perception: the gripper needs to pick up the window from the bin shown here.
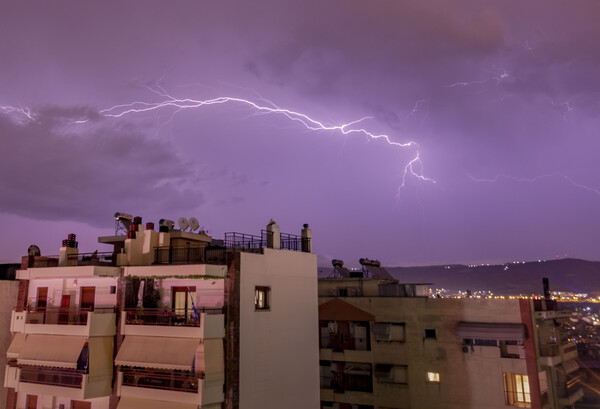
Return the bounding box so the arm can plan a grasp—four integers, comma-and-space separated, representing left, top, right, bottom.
426, 371, 440, 382
424, 329, 436, 339
172, 286, 197, 317
373, 323, 405, 342
110, 286, 116, 294
255, 286, 270, 310
503, 373, 531, 408
375, 364, 408, 384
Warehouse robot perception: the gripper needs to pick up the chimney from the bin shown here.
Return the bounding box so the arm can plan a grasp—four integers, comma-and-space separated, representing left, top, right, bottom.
301, 223, 312, 253
59, 233, 79, 266
266, 219, 280, 249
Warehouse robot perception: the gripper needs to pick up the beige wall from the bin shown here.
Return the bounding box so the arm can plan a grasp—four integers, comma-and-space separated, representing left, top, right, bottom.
319, 295, 526, 409
239, 249, 320, 409
0, 280, 18, 408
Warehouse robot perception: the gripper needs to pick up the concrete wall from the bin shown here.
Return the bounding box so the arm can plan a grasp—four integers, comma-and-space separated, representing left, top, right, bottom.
319, 296, 527, 409
0, 280, 18, 408
239, 249, 319, 409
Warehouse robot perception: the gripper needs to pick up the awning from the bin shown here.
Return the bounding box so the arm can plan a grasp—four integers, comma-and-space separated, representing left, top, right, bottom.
18, 334, 87, 369
456, 322, 526, 341
561, 359, 579, 374
7, 333, 26, 359
116, 397, 198, 409
115, 336, 199, 371
319, 299, 375, 322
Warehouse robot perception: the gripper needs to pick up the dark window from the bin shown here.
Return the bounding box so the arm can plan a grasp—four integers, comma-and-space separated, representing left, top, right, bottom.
80, 287, 95, 311
255, 286, 270, 310
424, 329, 436, 339
26, 395, 37, 409
110, 286, 116, 294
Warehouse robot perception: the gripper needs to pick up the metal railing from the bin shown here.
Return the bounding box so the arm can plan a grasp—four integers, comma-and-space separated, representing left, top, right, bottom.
124, 307, 223, 327
226, 232, 264, 250
121, 368, 201, 393
25, 306, 115, 325
67, 251, 115, 266
320, 373, 373, 393
154, 246, 228, 265
20, 366, 84, 388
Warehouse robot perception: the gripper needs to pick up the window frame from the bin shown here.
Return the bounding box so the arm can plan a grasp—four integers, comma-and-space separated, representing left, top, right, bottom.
426, 371, 440, 383
255, 286, 270, 310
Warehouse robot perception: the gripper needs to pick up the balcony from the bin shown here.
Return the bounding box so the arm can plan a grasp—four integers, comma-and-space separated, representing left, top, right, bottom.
538, 342, 579, 368
121, 308, 225, 338
154, 246, 228, 265
118, 369, 205, 405
321, 373, 373, 393
558, 388, 583, 406
11, 307, 116, 336
8, 365, 109, 400
121, 367, 201, 393
20, 366, 83, 388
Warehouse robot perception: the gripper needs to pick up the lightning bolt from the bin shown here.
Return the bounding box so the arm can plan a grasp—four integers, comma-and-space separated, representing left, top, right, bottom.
95, 92, 436, 192
467, 173, 600, 196
1, 89, 436, 194
0, 105, 35, 123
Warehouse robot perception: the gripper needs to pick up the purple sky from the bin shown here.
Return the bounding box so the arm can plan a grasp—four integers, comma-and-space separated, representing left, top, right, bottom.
1, 1, 600, 266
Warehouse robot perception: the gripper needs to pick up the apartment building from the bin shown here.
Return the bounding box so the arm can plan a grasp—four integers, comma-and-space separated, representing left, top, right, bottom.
318, 259, 583, 409
4, 215, 319, 409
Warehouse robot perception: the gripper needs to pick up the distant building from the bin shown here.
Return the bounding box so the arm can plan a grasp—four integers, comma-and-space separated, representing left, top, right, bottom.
4, 216, 319, 409
317, 259, 583, 409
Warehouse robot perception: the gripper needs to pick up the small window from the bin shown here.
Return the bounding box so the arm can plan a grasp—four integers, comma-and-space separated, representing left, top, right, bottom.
424, 329, 436, 339
255, 286, 270, 310
110, 286, 116, 294
426, 371, 440, 382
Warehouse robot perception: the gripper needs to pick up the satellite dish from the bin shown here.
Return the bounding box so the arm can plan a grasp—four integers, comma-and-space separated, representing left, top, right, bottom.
189, 217, 199, 231
178, 217, 189, 231
28, 245, 41, 257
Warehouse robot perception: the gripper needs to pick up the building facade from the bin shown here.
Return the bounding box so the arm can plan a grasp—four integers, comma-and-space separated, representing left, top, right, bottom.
318, 261, 583, 409
4, 216, 319, 409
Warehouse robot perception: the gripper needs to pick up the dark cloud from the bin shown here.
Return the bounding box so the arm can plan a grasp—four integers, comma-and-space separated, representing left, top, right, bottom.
0, 108, 201, 226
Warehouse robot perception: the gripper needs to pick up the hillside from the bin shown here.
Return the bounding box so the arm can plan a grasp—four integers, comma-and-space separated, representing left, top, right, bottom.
320, 258, 600, 296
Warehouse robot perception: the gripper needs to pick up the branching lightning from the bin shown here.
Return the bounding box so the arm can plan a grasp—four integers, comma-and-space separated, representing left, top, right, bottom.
0, 105, 35, 123
0, 89, 436, 194
467, 173, 600, 196
95, 92, 436, 192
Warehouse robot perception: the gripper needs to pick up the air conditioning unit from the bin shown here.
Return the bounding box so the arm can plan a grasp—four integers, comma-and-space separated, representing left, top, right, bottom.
328, 321, 338, 334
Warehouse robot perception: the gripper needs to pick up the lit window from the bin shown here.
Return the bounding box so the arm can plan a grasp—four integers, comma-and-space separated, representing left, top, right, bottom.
503, 373, 531, 408
426, 371, 440, 382
255, 286, 270, 310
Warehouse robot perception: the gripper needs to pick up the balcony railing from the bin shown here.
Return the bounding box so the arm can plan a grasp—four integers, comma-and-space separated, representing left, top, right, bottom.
25, 306, 115, 325
67, 251, 115, 266
321, 333, 369, 351
154, 246, 228, 265
124, 307, 223, 327
539, 343, 560, 357
20, 366, 84, 389
121, 368, 201, 393
321, 374, 373, 393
